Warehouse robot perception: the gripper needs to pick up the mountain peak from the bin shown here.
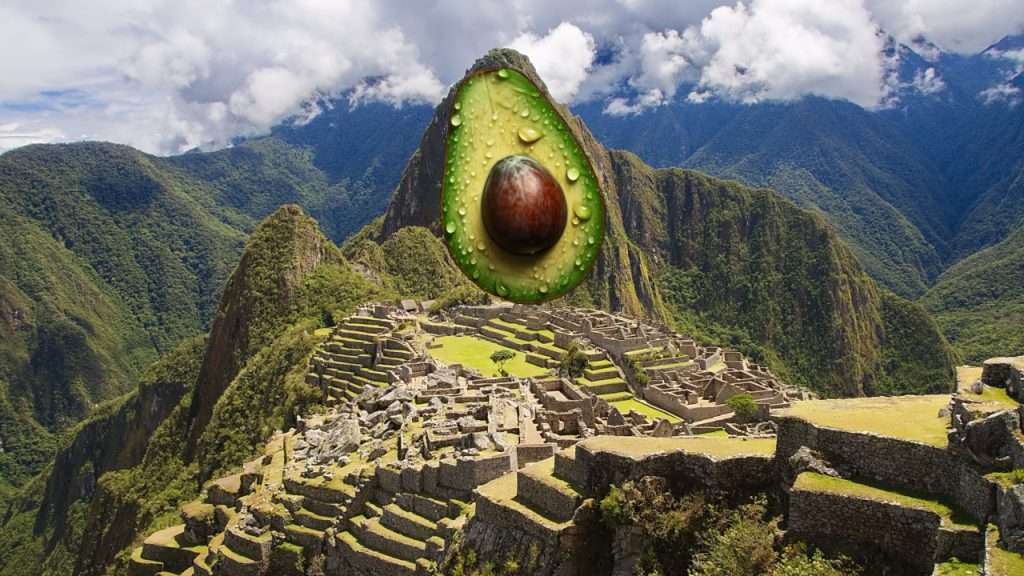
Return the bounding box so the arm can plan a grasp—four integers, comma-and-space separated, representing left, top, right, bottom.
186, 204, 339, 450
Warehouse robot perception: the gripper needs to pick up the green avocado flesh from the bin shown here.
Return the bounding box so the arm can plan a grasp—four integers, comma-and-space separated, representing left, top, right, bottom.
442, 68, 605, 303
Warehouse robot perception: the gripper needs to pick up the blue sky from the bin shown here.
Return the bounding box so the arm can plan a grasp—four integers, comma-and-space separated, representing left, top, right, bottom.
1, 0, 1022, 154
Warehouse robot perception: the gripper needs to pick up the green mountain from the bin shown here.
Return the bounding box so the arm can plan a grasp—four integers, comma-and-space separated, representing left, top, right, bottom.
0, 205, 396, 575
922, 224, 1024, 362
0, 135, 417, 495
379, 49, 956, 398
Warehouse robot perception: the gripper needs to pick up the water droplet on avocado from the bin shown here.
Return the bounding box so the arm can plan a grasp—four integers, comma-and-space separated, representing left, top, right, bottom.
540, 284, 548, 294
451, 114, 462, 127
458, 206, 466, 216
519, 109, 530, 118
588, 235, 595, 245
445, 221, 456, 234
518, 127, 542, 143
496, 283, 508, 297
498, 69, 509, 79
574, 203, 592, 221
567, 167, 580, 182
454, 101, 462, 110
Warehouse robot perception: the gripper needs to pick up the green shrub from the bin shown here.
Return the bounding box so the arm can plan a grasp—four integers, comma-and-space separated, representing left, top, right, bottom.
769, 544, 860, 576
726, 393, 759, 423
558, 343, 589, 379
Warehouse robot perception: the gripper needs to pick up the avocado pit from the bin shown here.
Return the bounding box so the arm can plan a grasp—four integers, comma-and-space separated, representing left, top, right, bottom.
481, 155, 567, 256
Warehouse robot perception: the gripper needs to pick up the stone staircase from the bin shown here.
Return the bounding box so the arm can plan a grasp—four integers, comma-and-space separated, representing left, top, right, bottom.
306, 315, 407, 405
474, 449, 586, 540
128, 524, 206, 576
334, 483, 469, 575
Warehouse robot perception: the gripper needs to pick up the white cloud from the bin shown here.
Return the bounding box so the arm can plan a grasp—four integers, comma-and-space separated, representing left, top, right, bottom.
866, 0, 1024, 54
1, 0, 1022, 153
0, 123, 66, 153
911, 67, 946, 95
604, 0, 888, 112
507, 23, 596, 102
980, 82, 1022, 105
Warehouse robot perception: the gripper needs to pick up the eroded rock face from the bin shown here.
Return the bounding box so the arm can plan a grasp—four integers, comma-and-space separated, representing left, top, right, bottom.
788, 446, 839, 481
997, 484, 1024, 553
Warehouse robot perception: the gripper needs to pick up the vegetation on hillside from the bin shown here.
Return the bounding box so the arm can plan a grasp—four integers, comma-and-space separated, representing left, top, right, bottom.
923, 225, 1024, 361
612, 155, 955, 396
0, 206, 390, 576
594, 480, 859, 576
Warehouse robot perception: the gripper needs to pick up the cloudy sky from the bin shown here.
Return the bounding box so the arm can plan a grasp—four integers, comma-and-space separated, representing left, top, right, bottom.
1, 0, 1022, 154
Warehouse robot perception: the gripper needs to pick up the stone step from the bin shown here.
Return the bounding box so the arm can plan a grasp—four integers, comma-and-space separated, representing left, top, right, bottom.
350, 515, 427, 563
284, 476, 355, 503
295, 507, 335, 531
217, 543, 260, 576
351, 374, 384, 389
395, 493, 450, 522
378, 356, 404, 367
140, 525, 201, 573
191, 532, 222, 576
597, 391, 633, 403
129, 546, 163, 576
303, 496, 344, 518
336, 531, 417, 576
331, 337, 375, 353
337, 329, 378, 343
515, 458, 582, 523
341, 321, 388, 335
223, 526, 271, 562
384, 345, 414, 359
364, 501, 383, 518
583, 379, 627, 395
360, 367, 389, 383
347, 316, 395, 330
284, 523, 324, 550
583, 367, 621, 381
382, 503, 438, 541
475, 473, 574, 541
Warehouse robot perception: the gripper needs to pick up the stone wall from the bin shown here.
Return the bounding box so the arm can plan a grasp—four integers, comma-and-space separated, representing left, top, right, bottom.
438, 453, 513, 492
775, 416, 997, 523
788, 488, 943, 575
575, 444, 775, 500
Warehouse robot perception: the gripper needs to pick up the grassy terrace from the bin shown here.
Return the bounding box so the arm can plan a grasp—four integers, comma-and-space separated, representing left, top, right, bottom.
794, 472, 975, 529
779, 395, 951, 447
934, 559, 980, 576
581, 435, 775, 459
609, 398, 681, 423
957, 365, 1019, 407
429, 335, 550, 378
989, 526, 1024, 576
490, 317, 555, 341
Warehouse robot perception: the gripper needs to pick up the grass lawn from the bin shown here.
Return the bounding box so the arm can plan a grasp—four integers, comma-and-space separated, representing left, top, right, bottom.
794, 472, 976, 529
989, 525, 1024, 576
985, 469, 1024, 488
429, 335, 550, 378
780, 395, 951, 447
934, 559, 979, 576
958, 365, 1018, 407
610, 398, 682, 423
581, 435, 776, 459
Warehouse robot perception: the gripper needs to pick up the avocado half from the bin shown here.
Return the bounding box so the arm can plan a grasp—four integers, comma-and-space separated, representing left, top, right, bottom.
441, 67, 605, 303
